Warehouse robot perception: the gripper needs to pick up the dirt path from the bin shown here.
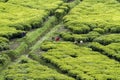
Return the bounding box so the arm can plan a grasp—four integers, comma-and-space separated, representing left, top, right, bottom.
30, 24, 62, 54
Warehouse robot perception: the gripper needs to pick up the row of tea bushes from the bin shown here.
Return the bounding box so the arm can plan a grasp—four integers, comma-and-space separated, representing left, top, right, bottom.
60, 32, 120, 46
93, 34, 120, 45
60, 31, 101, 42
0, 0, 67, 40
0, 26, 23, 51
0, 27, 23, 39
63, 0, 120, 32
0, 37, 9, 51
0, 0, 8, 2
60, 0, 120, 50
0, 0, 70, 52
89, 42, 120, 61
0, 0, 80, 58
62, 0, 120, 45
0, 37, 8, 43
41, 41, 120, 80
2, 56, 74, 80
0, 53, 10, 70
55, 0, 80, 19
0, 2, 47, 30
106, 43, 120, 52
8, 0, 64, 15
3, 16, 58, 59
0, 17, 56, 63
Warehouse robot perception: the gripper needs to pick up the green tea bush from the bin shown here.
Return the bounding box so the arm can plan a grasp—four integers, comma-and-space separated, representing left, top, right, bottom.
41, 42, 120, 79
25, 16, 57, 45
86, 31, 101, 41
61, 31, 101, 42
89, 42, 120, 61
15, 42, 28, 55
55, 9, 66, 19
93, 28, 105, 34
104, 24, 120, 33
0, 42, 9, 51
55, 3, 69, 19
89, 42, 105, 52
0, 27, 23, 39
3, 56, 74, 80
0, 0, 8, 2
0, 53, 10, 69
94, 34, 120, 45
68, 25, 90, 34
0, 0, 65, 41
106, 43, 120, 52
0, 37, 9, 51
0, 37, 9, 43
40, 43, 57, 51
62, 0, 120, 47
61, 32, 75, 41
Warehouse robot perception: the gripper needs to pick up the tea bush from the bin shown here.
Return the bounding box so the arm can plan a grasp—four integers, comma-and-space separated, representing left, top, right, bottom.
41, 42, 120, 79
3, 56, 74, 80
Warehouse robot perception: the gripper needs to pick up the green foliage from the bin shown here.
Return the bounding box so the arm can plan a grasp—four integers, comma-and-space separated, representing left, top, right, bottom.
0, 0, 8, 2
0, 37, 9, 51
61, 31, 101, 42
0, 53, 11, 70
15, 42, 28, 55
3, 56, 74, 80
94, 34, 120, 45
0, 0, 65, 40
60, 32, 75, 41
93, 28, 105, 34
0, 42, 9, 51
66, 24, 91, 34
55, 9, 66, 19
0, 37, 9, 43
62, 0, 120, 45
41, 42, 120, 79
67, 0, 80, 8
25, 16, 57, 45
0, 27, 23, 39
55, 3, 69, 19
1, 0, 120, 79
89, 42, 120, 61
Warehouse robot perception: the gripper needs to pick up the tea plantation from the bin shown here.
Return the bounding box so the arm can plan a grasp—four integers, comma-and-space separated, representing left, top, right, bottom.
0, 0, 120, 80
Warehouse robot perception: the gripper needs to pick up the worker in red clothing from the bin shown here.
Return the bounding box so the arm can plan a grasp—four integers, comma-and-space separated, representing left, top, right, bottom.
55, 36, 60, 41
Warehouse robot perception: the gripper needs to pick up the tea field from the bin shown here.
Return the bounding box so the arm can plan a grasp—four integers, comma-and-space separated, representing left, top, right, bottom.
0, 0, 120, 80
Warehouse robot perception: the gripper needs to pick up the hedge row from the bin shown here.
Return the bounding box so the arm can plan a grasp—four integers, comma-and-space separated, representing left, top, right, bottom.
0, 27, 24, 39
61, 31, 100, 42
62, 0, 120, 43
0, 0, 66, 40
0, 0, 8, 2
0, 37, 9, 51
93, 34, 120, 45
89, 42, 120, 61
41, 41, 120, 80
2, 56, 74, 80
0, 53, 11, 70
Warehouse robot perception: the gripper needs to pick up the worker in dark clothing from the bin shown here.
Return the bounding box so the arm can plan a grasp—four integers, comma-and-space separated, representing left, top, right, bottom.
21, 32, 27, 37
74, 40, 78, 44
52, 37, 55, 41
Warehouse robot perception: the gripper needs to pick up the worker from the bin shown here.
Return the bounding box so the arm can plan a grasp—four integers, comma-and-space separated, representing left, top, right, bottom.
55, 36, 60, 41
21, 31, 27, 37
74, 40, 78, 44
80, 40, 83, 44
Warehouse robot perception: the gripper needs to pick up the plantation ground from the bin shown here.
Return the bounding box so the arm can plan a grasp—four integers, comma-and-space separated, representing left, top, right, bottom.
0, 0, 120, 80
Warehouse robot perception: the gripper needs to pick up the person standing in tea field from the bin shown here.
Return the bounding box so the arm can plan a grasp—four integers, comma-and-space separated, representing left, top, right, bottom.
55, 36, 60, 41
